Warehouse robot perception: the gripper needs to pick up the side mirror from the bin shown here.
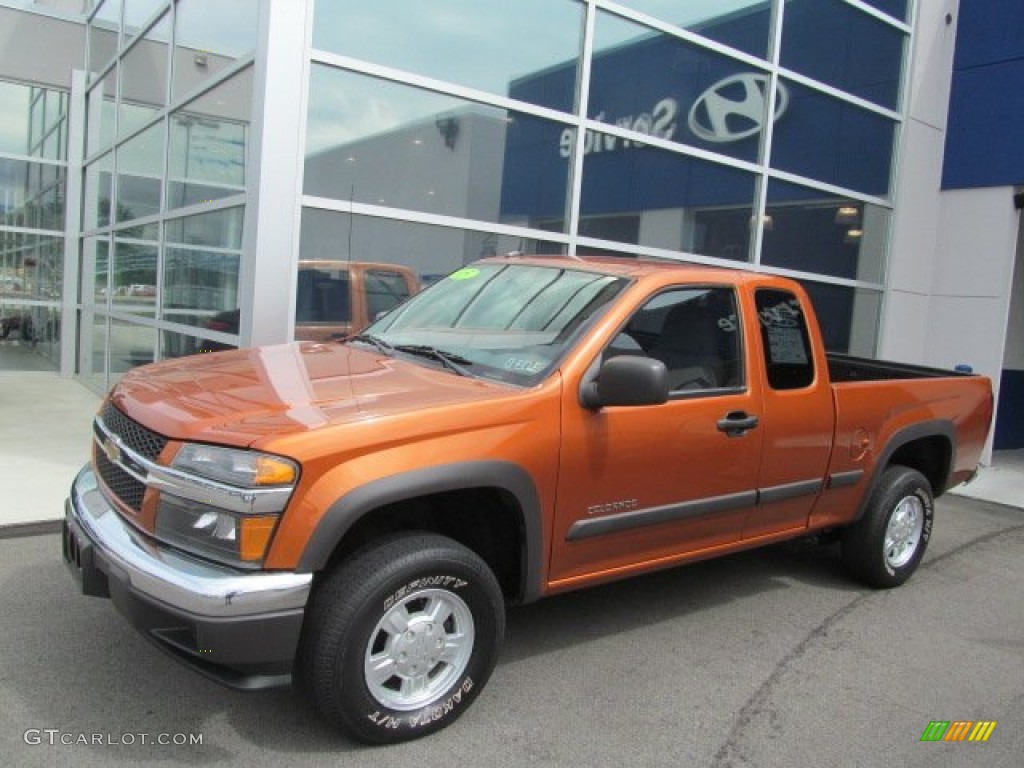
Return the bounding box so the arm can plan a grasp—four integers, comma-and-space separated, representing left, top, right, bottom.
580, 355, 670, 410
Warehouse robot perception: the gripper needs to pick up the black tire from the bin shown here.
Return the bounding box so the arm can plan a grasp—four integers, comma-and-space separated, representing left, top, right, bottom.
296, 533, 505, 744
841, 465, 934, 588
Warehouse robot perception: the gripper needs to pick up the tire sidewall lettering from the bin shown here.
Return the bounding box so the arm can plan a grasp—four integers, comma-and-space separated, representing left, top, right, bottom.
383, 575, 468, 611
366, 677, 475, 731
918, 488, 934, 543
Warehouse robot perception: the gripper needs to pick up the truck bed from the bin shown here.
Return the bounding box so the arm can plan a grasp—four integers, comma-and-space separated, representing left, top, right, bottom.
827, 353, 974, 383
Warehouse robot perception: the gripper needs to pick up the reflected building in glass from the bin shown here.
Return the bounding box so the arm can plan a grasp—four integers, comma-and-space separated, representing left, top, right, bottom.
0, 0, 1021, 449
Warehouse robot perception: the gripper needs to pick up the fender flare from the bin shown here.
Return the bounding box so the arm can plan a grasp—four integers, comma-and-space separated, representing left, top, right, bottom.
852, 419, 955, 523
296, 460, 546, 603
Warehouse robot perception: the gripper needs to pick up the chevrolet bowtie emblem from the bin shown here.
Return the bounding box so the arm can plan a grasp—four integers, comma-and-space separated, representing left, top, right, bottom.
101, 435, 123, 464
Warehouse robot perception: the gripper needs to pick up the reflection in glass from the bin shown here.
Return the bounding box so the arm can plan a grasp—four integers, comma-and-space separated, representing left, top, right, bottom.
613, 0, 771, 58
0, 82, 68, 158
84, 153, 113, 229
123, 0, 167, 43
858, 0, 907, 22
300, 209, 564, 284
167, 72, 249, 211
82, 311, 110, 390
109, 316, 155, 378
30, 89, 69, 161
172, 0, 258, 99
761, 179, 889, 284
798, 279, 880, 356
589, 11, 771, 164
82, 236, 111, 305
0, 304, 60, 371
111, 239, 157, 317
165, 207, 244, 249
116, 122, 164, 223
161, 328, 235, 359
118, 11, 170, 136
162, 247, 239, 329
306, 66, 571, 232
34, 306, 62, 367
0, 159, 65, 231
781, 0, 905, 110
312, 0, 583, 112
0, 233, 64, 302
770, 79, 895, 196
579, 134, 756, 260
88, 15, 119, 78
86, 70, 118, 156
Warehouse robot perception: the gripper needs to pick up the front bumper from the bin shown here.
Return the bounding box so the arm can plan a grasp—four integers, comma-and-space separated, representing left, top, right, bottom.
63, 465, 312, 689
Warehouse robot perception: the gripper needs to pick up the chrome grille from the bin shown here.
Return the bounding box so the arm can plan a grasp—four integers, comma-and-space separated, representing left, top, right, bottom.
95, 447, 146, 512
99, 401, 168, 461
94, 402, 169, 513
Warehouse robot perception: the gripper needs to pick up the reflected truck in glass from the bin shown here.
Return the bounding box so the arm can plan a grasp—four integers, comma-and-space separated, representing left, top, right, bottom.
200, 260, 419, 351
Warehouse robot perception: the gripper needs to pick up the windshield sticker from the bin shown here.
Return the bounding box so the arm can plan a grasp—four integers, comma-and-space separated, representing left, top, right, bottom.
449, 268, 481, 281
503, 357, 546, 374
759, 299, 809, 364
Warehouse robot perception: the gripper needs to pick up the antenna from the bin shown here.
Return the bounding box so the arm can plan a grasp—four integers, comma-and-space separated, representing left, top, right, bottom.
347, 184, 354, 263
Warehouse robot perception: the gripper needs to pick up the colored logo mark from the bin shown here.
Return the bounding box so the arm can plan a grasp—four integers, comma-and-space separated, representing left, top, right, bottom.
920, 720, 997, 742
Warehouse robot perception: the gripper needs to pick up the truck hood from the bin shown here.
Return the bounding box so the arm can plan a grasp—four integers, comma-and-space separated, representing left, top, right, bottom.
110, 342, 515, 447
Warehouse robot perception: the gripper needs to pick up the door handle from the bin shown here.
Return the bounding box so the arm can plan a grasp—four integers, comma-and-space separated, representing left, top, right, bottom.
717, 410, 759, 437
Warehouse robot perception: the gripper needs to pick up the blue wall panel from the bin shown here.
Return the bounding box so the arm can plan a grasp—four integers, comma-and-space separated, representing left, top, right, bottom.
994, 369, 1024, 449
942, 1, 1024, 189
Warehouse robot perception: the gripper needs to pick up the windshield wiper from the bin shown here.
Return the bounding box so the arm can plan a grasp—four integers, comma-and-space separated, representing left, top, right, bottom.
347, 333, 395, 355
393, 344, 475, 378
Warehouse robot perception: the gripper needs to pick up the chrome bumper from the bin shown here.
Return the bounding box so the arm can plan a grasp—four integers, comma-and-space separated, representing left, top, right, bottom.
63, 465, 312, 687
65, 465, 311, 618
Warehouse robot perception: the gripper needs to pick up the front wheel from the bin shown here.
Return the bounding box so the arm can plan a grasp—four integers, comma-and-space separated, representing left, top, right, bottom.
841, 465, 934, 588
296, 533, 505, 744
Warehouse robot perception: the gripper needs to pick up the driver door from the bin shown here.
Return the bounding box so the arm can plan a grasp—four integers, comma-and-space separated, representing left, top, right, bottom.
549, 286, 764, 587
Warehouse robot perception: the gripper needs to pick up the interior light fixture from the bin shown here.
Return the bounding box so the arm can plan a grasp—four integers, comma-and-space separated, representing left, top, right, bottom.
835, 205, 859, 225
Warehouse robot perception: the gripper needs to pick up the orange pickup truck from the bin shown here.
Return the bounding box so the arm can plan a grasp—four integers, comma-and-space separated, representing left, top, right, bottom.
63, 256, 993, 743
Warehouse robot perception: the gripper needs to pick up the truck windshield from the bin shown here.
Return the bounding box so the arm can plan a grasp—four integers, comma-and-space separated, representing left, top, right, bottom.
359, 262, 628, 385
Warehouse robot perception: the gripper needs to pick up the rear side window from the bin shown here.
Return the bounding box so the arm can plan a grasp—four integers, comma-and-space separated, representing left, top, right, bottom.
296, 267, 351, 323
365, 269, 412, 319
755, 289, 814, 390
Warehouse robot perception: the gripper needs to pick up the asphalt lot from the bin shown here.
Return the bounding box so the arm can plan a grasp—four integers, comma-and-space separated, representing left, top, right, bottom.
1, 494, 1021, 768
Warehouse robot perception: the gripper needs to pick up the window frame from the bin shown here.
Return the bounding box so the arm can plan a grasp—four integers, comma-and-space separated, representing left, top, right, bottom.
601, 283, 747, 399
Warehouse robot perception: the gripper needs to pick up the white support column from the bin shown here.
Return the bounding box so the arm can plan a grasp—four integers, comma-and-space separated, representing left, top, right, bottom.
240, 0, 312, 346
878, 0, 960, 365
60, 69, 87, 377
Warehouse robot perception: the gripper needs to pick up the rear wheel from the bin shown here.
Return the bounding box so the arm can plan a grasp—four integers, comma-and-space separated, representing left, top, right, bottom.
296, 533, 504, 743
842, 465, 934, 588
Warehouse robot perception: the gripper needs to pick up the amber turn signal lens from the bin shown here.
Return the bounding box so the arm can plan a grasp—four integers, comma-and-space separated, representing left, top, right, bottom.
254, 456, 297, 486
239, 516, 278, 561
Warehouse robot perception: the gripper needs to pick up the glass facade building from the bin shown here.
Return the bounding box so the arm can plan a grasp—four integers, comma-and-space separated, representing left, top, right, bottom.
1, 0, 1019, 449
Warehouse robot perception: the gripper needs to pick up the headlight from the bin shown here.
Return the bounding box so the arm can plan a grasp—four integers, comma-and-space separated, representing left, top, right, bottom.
156, 444, 299, 568
172, 444, 298, 487
156, 497, 280, 569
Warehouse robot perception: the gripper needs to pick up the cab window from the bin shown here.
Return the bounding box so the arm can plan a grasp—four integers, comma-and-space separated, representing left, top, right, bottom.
608, 287, 743, 392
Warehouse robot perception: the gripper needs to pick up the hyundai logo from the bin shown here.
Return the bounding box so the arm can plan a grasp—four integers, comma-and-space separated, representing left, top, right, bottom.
688, 73, 789, 144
